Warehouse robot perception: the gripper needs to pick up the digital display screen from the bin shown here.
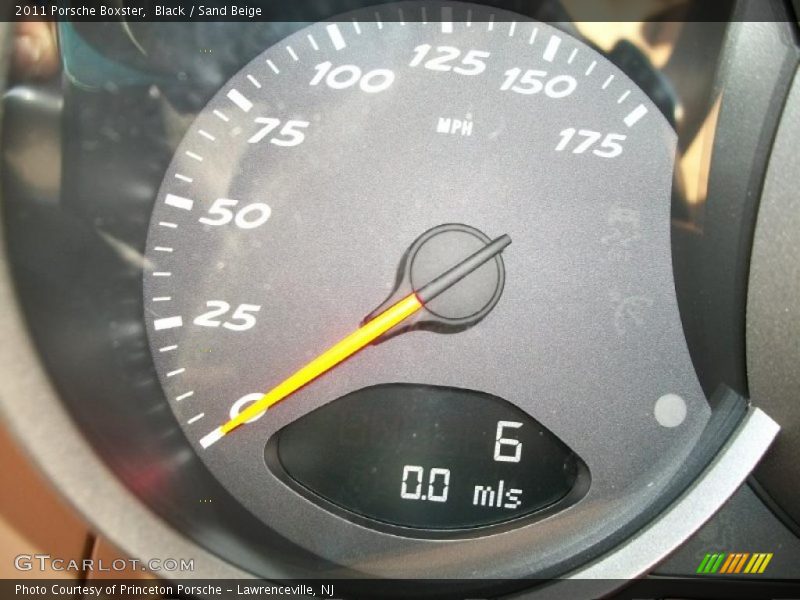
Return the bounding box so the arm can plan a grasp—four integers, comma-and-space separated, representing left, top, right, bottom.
269, 384, 588, 530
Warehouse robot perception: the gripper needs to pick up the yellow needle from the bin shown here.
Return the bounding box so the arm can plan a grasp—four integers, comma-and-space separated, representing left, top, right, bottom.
199, 293, 422, 448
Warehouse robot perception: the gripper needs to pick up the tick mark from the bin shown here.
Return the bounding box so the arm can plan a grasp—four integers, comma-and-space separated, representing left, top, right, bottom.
543, 35, 561, 62
154, 317, 183, 331
200, 427, 223, 449
568, 48, 578, 64
326, 23, 346, 49
624, 104, 648, 127
440, 7, 453, 33
165, 193, 194, 211
226, 89, 252, 112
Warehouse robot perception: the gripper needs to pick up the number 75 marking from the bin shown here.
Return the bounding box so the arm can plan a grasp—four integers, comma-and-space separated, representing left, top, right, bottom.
247, 117, 310, 146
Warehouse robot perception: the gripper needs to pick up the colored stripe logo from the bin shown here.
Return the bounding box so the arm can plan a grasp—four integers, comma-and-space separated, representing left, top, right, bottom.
696, 552, 773, 575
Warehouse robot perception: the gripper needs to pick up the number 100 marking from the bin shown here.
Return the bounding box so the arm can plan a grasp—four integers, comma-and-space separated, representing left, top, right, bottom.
309, 62, 395, 93
400, 465, 450, 502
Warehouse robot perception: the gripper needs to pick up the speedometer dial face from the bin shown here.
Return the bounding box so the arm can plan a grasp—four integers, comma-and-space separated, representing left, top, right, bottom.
144, 2, 709, 577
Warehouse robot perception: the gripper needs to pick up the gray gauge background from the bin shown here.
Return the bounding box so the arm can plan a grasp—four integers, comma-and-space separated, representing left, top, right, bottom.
144, 2, 709, 579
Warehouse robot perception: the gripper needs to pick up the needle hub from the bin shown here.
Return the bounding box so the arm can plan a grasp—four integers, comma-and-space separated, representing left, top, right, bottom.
364, 223, 510, 340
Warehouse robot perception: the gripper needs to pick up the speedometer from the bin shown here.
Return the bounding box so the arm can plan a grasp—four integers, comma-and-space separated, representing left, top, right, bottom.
143, 1, 708, 577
